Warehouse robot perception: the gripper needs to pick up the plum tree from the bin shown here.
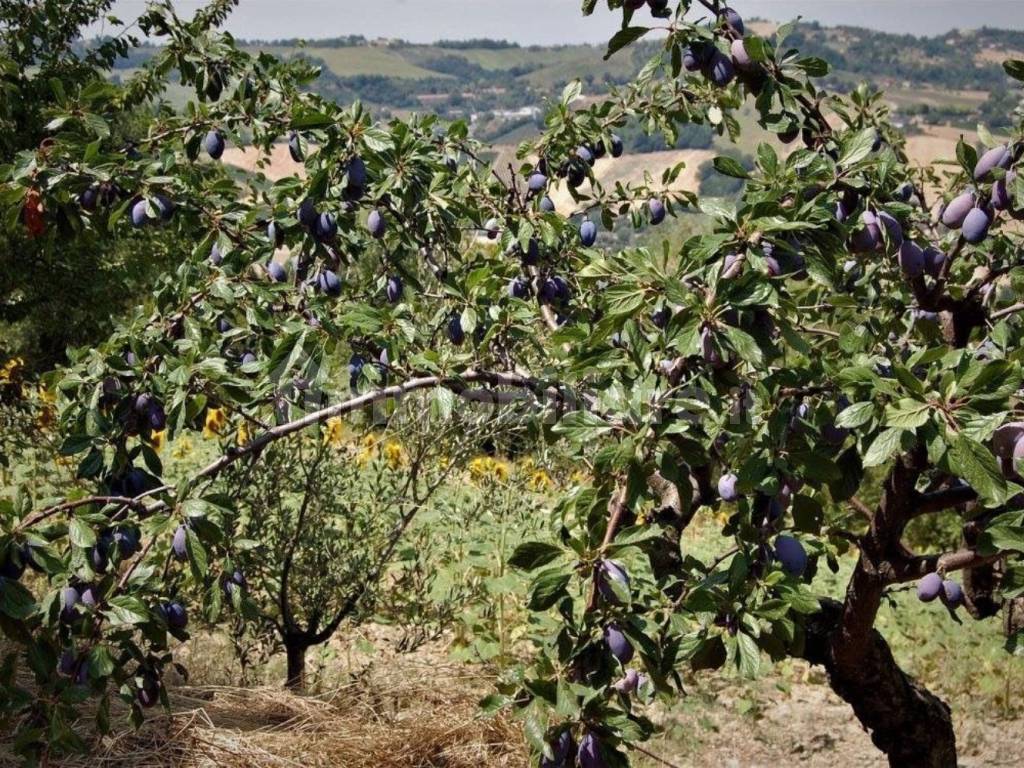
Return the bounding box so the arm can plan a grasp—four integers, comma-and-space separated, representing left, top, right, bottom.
3, 2, 1024, 766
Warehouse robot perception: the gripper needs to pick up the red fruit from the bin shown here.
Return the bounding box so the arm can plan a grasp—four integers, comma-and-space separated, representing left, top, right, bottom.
22, 189, 45, 237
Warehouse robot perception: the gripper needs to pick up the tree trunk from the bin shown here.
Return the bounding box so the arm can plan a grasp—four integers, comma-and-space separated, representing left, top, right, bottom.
284, 639, 308, 691
803, 599, 957, 768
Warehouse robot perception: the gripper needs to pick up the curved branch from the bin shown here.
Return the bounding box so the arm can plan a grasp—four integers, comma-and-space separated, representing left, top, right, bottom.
894, 548, 1014, 583
911, 484, 978, 517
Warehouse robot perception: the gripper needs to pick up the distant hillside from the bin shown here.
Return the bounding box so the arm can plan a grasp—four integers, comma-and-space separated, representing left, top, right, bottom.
93, 23, 1024, 141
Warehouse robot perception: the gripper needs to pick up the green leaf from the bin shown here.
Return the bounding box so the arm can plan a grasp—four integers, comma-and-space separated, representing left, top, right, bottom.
528, 567, 571, 611
1003, 59, 1024, 82
775, 582, 820, 614
835, 401, 875, 429
862, 428, 906, 468
604, 27, 650, 60
883, 399, 931, 430
68, 518, 96, 549
736, 631, 761, 677
838, 127, 878, 167
949, 435, 1007, 507
508, 541, 564, 571
0, 579, 36, 619
104, 595, 150, 626
551, 411, 613, 443
713, 155, 750, 179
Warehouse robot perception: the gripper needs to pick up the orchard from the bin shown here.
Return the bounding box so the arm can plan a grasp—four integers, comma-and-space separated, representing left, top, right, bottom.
1, 1, 1024, 766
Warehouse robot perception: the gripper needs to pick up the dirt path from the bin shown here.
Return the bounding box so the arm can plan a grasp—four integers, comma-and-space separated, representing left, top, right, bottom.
639, 663, 1022, 768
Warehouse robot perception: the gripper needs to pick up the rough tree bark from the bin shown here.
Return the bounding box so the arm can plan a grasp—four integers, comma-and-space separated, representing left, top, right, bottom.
284, 637, 309, 691
802, 600, 957, 768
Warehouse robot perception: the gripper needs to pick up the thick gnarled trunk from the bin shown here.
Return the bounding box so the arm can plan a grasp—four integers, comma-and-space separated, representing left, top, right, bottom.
803, 599, 957, 767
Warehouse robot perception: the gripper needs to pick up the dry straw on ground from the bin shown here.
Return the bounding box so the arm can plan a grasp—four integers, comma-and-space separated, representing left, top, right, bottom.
1, 663, 527, 768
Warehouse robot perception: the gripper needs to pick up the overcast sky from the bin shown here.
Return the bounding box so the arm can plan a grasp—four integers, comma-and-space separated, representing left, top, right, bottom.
90, 1, 1024, 44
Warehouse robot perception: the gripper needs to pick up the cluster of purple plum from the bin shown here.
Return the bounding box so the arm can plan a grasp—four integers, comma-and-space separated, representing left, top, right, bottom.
938, 143, 1020, 245
535, 559, 649, 767
682, 7, 748, 88
916, 572, 963, 609
540, 729, 616, 768
201, 127, 403, 301
717, 474, 809, 577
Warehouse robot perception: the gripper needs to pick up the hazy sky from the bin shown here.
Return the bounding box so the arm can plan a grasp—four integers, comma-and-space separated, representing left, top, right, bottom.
91, 1, 1024, 44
